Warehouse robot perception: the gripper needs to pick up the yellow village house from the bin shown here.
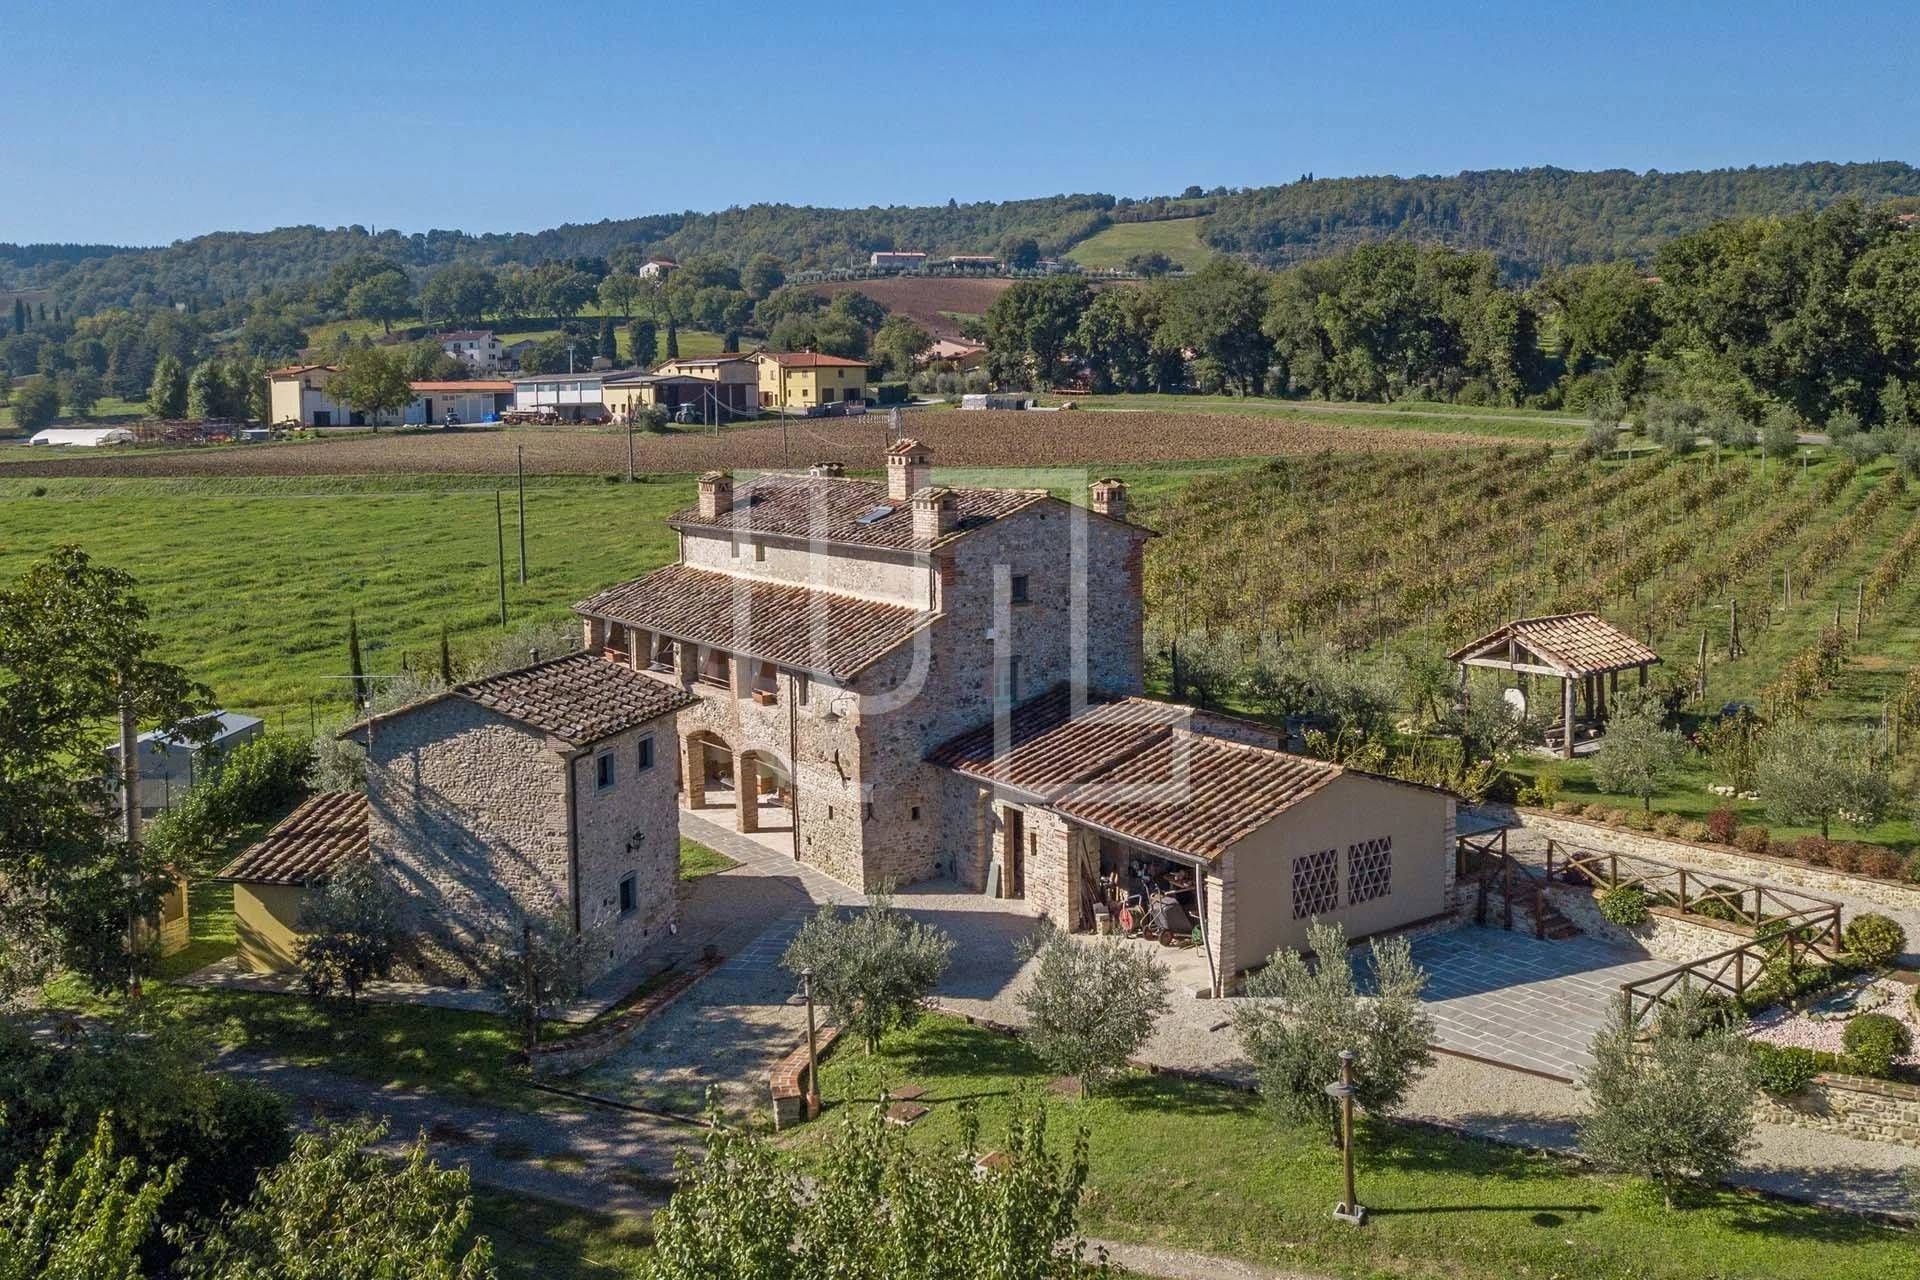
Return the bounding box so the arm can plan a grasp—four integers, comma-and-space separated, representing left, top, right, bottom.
751, 351, 870, 411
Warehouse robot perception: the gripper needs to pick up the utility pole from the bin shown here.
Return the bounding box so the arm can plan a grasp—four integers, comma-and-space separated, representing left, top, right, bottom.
118, 675, 142, 997
495, 490, 508, 627
802, 967, 821, 1120
516, 445, 528, 585
625, 419, 635, 482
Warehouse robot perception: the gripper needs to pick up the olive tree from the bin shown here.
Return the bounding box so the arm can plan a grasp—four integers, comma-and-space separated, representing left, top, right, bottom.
1018, 928, 1171, 1097
1756, 720, 1894, 838
297, 858, 406, 1003
1233, 920, 1434, 1143
1590, 688, 1689, 812
486, 911, 584, 1054
1579, 990, 1755, 1207
783, 889, 953, 1054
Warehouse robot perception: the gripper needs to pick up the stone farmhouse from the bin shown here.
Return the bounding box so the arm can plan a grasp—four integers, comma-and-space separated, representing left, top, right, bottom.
576, 439, 1457, 992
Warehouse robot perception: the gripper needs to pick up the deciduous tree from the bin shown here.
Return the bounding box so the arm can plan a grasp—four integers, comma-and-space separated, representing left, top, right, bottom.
345, 269, 413, 336
297, 859, 405, 1003
10, 375, 58, 430
146, 354, 188, 419
333, 346, 413, 429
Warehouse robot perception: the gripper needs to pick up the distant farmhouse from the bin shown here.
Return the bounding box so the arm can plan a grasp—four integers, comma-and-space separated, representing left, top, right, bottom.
438, 329, 505, 372
637, 258, 677, 279
751, 350, 869, 411
868, 250, 928, 270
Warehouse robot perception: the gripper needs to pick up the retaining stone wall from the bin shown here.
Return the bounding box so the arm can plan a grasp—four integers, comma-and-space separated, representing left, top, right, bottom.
1548, 884, 1750, 963
1759, 1073, 1920, 1148
1507, 810, 1920, 913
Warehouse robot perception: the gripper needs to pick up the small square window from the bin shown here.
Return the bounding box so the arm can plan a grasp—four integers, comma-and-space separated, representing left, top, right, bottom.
595, 752, 616, 791
618, 873, 638, 915
1010, 573, 1030, 604
637, 734, 655, 771
911, 805, 921, 821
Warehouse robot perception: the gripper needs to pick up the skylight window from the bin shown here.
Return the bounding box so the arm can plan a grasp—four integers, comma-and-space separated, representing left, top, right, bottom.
854, 504, 896, 525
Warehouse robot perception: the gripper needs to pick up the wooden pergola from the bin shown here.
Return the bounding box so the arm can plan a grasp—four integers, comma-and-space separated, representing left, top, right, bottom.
1448, 612, 1661, 759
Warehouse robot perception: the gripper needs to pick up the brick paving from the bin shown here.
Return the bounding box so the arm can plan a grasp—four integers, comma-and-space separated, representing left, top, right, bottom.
1369, 926, 1670, 1079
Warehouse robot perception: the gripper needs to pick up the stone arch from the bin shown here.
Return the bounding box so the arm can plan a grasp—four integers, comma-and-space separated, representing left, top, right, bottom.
682, 729, 734, 811
735, 747, 795, 834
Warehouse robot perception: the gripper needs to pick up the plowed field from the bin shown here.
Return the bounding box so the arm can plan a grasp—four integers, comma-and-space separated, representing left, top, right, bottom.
0, 413, 1486, 479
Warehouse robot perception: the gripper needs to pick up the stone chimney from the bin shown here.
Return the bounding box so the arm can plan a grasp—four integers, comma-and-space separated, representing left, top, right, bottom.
697, 470, 734, 520
808, 461, 846, 478
912, 486, 957, 542
886, 438, 932, 501
1090, 477, 1128, 522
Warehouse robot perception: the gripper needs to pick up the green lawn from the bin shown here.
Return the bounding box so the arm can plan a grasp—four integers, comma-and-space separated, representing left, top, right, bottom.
1066, 216, 1216, 272
470, 1189, 652, 1278
0, 473, 693, 724
803, 1016, 1915, 1280
678, 837, 737, 880
1041, 392, 1585, 441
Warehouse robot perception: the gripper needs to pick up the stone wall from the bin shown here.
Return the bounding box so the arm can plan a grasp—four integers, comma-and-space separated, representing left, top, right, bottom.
1507, 809, 1920, 913
1546, 884, 1747, 963
571, 719, 683, 984
1759, 1073, 1920, 1148
367, 699, 571, 982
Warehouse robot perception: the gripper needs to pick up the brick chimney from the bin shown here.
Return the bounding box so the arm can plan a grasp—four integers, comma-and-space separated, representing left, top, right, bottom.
912, 486, 957, 542
886, 438, 932, 501
697, 470, 734, 520
808, 461, 845, 478
1090, 477, 1128, 522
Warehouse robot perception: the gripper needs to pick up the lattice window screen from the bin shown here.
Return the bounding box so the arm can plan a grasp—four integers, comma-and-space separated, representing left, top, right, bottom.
1348, 836, 1393, 905
1291, 848, 1338, 919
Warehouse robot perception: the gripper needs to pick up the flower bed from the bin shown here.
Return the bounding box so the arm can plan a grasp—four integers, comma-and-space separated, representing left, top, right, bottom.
1747, 975, 1920, 1071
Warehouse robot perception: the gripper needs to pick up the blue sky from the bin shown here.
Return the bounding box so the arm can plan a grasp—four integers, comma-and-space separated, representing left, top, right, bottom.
7, 0, 1918, 245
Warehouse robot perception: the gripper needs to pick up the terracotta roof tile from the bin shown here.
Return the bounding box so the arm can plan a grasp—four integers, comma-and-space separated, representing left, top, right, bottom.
1448, 612, 1661, 678
346, 652, 696, 748
216, 792, 368, 885
668, 473, 1048, 550
757, 351, 871, 368
928, 686, 1181, 799
577, 564, 935, 680
1054, 735, 1345, 863
454, 651, 697, 744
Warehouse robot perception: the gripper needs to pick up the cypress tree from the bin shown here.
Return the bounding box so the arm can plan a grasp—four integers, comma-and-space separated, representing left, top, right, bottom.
629, 320, 656, 369
438, 622, 453, 685
347, 610, 367, 709
665, 318, 679, 359
598, 318, 617, 364
12, 299, 24, 333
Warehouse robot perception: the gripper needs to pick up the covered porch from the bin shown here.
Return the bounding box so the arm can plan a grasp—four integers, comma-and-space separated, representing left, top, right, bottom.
682, 731, 794, 838
1449, 612, 1661, 759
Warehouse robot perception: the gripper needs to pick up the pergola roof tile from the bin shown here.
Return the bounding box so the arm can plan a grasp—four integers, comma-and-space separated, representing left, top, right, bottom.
1448, 612, 1660, 678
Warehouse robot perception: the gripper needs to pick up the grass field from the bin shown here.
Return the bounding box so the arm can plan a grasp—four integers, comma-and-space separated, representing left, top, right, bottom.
799, 1015, 1914, 1280
1046, 392, 1586, 441
1065, 215, 1216, 271
471, 1190, 652, 1279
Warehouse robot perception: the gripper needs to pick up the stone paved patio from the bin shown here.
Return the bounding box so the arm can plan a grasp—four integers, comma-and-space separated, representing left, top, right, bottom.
1368, 925, 1672, 1079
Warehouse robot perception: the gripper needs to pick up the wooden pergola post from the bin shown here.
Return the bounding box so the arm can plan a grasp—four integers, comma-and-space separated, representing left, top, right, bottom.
1562, 676, 1575, 759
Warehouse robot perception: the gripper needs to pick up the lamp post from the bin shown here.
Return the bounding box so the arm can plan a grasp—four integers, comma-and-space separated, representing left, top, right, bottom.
1325, 1049, 1366, 1224
802, 967, 822, 1119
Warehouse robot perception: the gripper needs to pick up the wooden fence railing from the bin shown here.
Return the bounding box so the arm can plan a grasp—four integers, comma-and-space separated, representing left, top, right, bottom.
1617, 912, 1845, 1024
1456, 828, 1554, 940
1550, 839, 1843, 938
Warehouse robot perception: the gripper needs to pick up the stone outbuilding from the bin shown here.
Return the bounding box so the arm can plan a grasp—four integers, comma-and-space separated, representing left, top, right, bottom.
341, 652, 697, 986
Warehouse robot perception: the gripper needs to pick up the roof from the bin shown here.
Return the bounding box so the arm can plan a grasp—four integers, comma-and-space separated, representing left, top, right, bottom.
932, 687, 1446, 863
30, 427, 136, 445
410, 380, 513, 393
267, 364, 337, 378
438, 330, 495, 341
929, 687, 1185, 800
667, 473, 1049, 551
106, 710, 262, 757
216, 792, 368, 886
346, 652, 697, 749
577, 564, 936, 681
655, 355, 751, 367
1052, 733, 1345, 863
602, 373, 712, 388
755, 351, 872, 368
1449, 612, 1661, 678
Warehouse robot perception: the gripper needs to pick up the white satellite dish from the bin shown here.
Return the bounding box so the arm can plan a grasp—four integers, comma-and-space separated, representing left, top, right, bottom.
1502, 687, 1528, 718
